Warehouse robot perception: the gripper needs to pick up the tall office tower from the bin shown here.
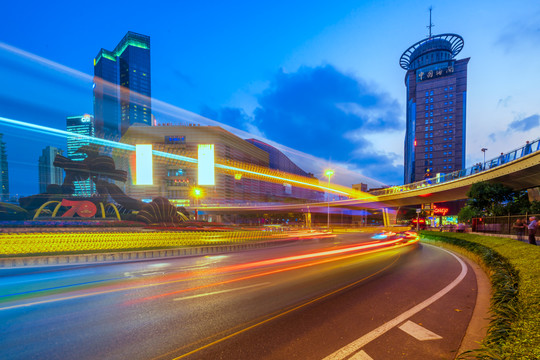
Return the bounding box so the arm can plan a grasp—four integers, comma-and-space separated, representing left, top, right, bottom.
0, 134, 8, 202
93, 31, 151, 139
38, 146, 64, 193
400, 20, 469, 183
66, 115, 95, 196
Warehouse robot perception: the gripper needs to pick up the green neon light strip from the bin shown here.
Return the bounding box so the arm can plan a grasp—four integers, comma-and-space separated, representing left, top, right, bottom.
114, 39, 149, 57
0, 116, 347, 196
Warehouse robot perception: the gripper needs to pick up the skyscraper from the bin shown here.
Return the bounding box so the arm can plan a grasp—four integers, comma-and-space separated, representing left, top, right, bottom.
0, 134, 9, 202
66, 114, 95, 196
93, 31, 151, 139
38, 146, 64, 193
400, 22, 469, 184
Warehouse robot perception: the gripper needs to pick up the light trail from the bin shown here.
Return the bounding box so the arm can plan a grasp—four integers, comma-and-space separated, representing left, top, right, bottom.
0, 115, 370, 198
126, 237, 418, 304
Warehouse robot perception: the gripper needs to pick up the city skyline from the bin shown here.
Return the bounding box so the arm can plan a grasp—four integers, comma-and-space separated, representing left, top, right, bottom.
1, 1, 539, 197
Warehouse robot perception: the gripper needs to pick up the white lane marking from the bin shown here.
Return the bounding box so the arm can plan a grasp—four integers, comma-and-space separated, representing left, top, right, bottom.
350, 350, 374, 360
398, 320, 442, 341
322, 246, 467, 360
173, 282, 271, 301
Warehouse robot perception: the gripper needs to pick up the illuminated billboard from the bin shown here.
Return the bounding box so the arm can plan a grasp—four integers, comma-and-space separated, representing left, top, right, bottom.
198, 144, 215, 185
135, 144, 153, 185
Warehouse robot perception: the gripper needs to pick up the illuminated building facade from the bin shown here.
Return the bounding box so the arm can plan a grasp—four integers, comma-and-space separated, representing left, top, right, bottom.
66, 114, 95, 196
0, 134, 8, 202
38, 146, 63, 193
93, 31, 151, 139
400, 33, 469, 183
117, 125, 323, 206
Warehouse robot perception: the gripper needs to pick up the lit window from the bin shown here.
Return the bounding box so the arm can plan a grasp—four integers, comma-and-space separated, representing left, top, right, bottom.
429, 140, 433, 144
425, 119, 429, 124
449, 94, 453, 97
430, 91, 434, 95
444, 88, 448, 91
429, 153, 433, 158
449, 165, 452, 169
445, 95, 448, 98
425, 147, 429, 152
430, 119, 433, 123
425, 126, 429, 131
425, 99, 429, 104
444, 159, 447, 162
426, 91, 429, 97
443, 166, 447, 169
425, 154, 428, 159
429, 146, 433, 151
449, 86, 453, 90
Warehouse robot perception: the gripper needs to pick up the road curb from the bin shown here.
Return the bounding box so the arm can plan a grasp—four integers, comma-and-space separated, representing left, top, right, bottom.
0, 237, 299, 268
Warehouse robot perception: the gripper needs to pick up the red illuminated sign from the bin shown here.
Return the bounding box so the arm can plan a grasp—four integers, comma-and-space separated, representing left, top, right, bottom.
432, 204, 449, 216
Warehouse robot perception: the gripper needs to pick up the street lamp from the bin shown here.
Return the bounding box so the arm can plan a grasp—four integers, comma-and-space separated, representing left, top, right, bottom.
324, 169, 334, 230
481, 148, 488, 170
192, 187, 202, 220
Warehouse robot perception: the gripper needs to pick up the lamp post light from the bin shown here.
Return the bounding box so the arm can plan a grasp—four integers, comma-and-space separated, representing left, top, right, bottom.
481, 148, 488, 170
193, 187, 202, 221
324, 169, 334, 230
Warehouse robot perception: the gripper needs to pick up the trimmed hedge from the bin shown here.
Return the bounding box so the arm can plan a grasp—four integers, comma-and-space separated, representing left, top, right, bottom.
421, 231, 540, 360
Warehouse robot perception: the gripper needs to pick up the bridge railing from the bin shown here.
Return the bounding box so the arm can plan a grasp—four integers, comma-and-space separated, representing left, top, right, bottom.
370, 137, 540, 197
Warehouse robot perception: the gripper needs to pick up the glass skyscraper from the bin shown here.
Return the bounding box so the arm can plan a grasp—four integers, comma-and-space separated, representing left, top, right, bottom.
93, 31, 151, 139
400, 33, 469, 184
38, 146, 63, 193
0, 134, 9, 202
66, 114, 95, 196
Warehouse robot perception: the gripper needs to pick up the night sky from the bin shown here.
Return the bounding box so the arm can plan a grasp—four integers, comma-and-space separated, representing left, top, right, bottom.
1, 0, 540, 197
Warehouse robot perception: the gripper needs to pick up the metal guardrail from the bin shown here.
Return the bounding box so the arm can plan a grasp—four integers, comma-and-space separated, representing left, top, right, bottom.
370, 138, 540, 196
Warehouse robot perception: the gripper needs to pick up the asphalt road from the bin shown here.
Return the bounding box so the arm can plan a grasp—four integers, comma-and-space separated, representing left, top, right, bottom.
0, 232, 477, 360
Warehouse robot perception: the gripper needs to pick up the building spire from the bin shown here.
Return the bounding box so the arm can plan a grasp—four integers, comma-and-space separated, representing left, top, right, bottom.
427, 6, 434, 38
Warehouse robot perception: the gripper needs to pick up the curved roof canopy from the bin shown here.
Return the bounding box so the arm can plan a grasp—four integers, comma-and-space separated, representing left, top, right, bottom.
400, 33, 464, 70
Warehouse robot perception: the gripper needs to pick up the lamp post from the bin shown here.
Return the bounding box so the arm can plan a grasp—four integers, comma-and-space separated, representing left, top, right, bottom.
481, 148, 488, 170
193, 187, 202, 221
324, 169, 334, 230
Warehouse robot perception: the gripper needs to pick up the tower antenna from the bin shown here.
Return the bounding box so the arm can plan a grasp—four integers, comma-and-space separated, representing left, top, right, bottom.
427, 6, 434, 38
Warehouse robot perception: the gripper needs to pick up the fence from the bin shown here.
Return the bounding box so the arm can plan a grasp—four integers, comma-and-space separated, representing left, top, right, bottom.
472, 214, 539, 235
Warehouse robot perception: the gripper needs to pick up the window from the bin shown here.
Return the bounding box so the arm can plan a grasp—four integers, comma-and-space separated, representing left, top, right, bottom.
425, 126, 429, 131
449, 94, 453, 97
425, 133, 428, 138
443, 152, 447, 155
444, 123, 447, 127
429, 139, 433, 144
448, 158, 452, 162
425, 154, 428, 159
429, 125, 433, 130
425, 105, 429, 110
425, 119, 429, 124
449, 130, 453, 133
429, 146, 433, 151
444, 159, 447, 162
449, 151, 452, 155
429, 160, 433, 165
430, 105, 434, 110
430, 91, 434, 95
444, 130, 447, 134
444, 138, 447, 141
449, 108, 453, 112
429, 153, 433, 158
449, 116, 453, 119
449, 144, 452, 148
443, 166, 447, 169
449, 137, 453, 140
426, 113, 429, 117
425, 140, 429, 145
430, 133, 433, 138
449, 86, 453, 90
430, 112, 433, 116
444, 94, 448, 98
444, 145, 448, 148
426, 91, 429, 97
444, 88, 448, 91
444, 109, 448, 112
450, 101, 453, 105
425, 147, 428, 152
425, 160, 429, 166
449, 165, 452, 169
444, 102, 448, 105
425, 99, 429, 104
430, 98, 433, 103
430, 119, 434, 123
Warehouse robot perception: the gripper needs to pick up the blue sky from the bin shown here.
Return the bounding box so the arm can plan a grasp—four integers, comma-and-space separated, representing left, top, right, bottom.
1, 0, 540, 196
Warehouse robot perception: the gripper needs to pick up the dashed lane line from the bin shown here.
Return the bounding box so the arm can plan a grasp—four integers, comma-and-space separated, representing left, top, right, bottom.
322, 246, 467, 360
398, 320, 443, 341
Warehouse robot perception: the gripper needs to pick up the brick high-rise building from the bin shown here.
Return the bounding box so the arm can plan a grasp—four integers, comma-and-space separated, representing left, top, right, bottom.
400, 32, 469, 184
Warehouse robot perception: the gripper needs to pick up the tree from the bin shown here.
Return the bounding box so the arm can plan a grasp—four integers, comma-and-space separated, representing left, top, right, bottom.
458, 205, 481, 224
467, 182, 514, 216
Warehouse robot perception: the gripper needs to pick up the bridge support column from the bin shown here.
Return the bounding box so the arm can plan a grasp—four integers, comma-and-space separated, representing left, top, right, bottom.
382, 208, 397, 228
